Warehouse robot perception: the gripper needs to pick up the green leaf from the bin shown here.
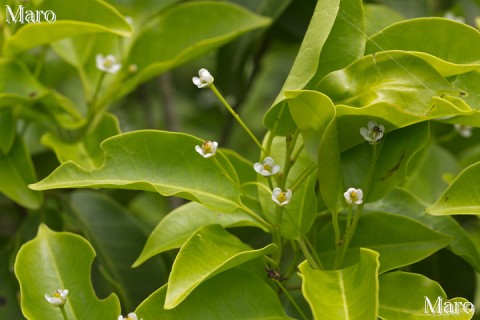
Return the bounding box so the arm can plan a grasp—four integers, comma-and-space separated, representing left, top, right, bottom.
69, 191, 168, 311
286, 90, 342, 213
366, 18, 480, 77
306, 0, 365, 84
402, 141, 460, 204
0, 59, 84, 129
41, 113, 121, 170
0, 136, 43, 209
165, 224, 275, 309
133, 201, 265, 267
264, 0, 340, 135
299, 248, 379, 320
123, 1, 271, 94
14, 224, 120, 319
4, 0, 132, 57
315, 51, 460, 115
427, 161, 480, 215
317, 212, 452, 273
0, 108, 15, 153
30, 130, 242, 212
363, 4, 403, 37
136, 268, 289, 319
342, 122, 429, 203
379, 272, 474, 319
368, 188, 480, 273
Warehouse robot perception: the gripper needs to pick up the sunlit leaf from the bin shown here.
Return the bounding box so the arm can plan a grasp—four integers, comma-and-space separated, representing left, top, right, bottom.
299, 248, 379, 320
133, 202, 264, 267
14, 225, 121, 319
165, 224, 276, 309
30, 130, 242, 212
379, 272, 474, 319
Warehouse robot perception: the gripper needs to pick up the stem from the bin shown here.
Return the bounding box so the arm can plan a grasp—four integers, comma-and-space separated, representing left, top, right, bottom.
59, 306, 69, 320
275, 280, 308, 320
289, 163, 316, 192
210, 84, 265, 153
274, 206, 284, 264
299, 238, 321, 269
90, 72, 106, 109
240, 204, 272, 232
279, 130, 299, 189
34, 46, 48, 77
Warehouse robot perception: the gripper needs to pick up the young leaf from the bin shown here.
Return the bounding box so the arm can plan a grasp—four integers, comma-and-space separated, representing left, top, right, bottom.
264, 0, 340, 135
123, 1, 271, 94
427, 161, 480, 215
366, 18, 480, 77
69, 191, 168, 311
165, 224, 276, 309
317, 212, 452, 273
4, 0, 132, 57
299, 248, 379, 320
30, 130, 242, 212
136, 268, 290, 319
315, 52, 459, 116
133, 201, 265, 267
14, 225, 120, 319
379, 271, 474, 319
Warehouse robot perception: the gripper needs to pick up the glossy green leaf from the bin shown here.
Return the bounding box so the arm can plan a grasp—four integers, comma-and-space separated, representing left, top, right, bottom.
14, 225, 120, 319
342, 122, 429, 203
123, 1, 271, 94
317, 212, 452, 273
133, 201, 264, 267
379, 272, 474, 319
136, 268, 289, 319
299, 248, 379, 320
0, 137, 43, 209
366, 18, 480, 77
165, 224, 275, 309
363, 4, 403, 37
69, 191, 167, 311
4, 0, 132, 57
427, 161, 480, 215
264, 0, 340, 135
30, 130, 242, 212
286, 90, 342, 213
41, 113, 121, 170
307, 0, 365, 84
368, 188, 480, 273
0, 108, 14, 153
315, 51, 460, 115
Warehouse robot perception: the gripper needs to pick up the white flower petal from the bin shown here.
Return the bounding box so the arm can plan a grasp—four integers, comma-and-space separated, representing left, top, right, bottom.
193, 68, 214, 88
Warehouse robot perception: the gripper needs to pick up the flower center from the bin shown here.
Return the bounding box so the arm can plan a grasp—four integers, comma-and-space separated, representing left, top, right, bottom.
263, 163, 271, 172
104, 58, 114, 68
54, 291, 61, 298
202, 141, 213, 153
277, 192, 287, 203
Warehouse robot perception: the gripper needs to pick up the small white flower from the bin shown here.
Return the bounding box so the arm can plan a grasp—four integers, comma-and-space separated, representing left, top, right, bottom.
454, 124, 473, 138
195, 140, 218, 158
254, 157, 281, 177
45, 289, 68, 307
192, 68, 214, 88
344, 188, 363, 205
96, 54, 122, 74
272, 188, 292, 206
118, 312, 142, 320
360, 120, 384, 144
